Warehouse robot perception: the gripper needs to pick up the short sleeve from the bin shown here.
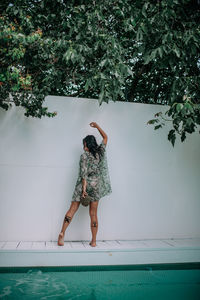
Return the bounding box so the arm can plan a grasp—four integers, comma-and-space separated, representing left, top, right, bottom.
100, 140, 106, 151
80, 154, 88, 179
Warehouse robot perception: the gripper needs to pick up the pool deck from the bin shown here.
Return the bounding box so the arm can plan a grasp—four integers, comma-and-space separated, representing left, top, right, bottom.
0, 238, 200, 268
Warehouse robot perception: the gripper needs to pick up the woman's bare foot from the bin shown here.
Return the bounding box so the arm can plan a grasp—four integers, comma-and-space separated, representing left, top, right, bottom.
89, 241, 97, 247
57, 232, 64, 246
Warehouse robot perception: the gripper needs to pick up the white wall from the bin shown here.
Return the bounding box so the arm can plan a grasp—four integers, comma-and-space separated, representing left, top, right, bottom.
0, 96, 200, 242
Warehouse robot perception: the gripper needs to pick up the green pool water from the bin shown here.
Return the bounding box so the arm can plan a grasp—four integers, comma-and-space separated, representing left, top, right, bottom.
0, 264, 199, 300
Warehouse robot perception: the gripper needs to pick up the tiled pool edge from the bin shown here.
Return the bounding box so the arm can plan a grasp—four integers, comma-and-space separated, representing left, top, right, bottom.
0, 247, 200, 267
1, 262, 200, 273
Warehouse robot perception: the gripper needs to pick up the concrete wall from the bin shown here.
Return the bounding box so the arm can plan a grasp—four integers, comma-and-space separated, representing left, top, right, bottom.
0, 96, 200, 242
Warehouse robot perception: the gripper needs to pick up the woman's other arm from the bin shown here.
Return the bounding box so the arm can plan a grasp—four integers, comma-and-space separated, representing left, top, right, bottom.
80, 154, 88, 198
90, 122, 108, 145
82, 178, 87, 191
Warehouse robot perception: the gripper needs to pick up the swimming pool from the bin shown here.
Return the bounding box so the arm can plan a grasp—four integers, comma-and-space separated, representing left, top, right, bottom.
0, 263, 199, 299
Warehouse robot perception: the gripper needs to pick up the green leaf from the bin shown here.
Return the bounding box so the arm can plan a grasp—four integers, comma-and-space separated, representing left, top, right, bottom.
99, 89, 104, 104
154, 112, 162, 117
173, 45, 180, 58
147, 119, 159, 125
127, 67, 133, 76
181, 131, 186, 142
185, 102, 193, 112
143, 54, 151, 65
168, 129, 176, 147
158, 47, 163, 58
84, 79, 91, 92
176, 103, 183, 113
136, 28, 143, 41
100, 73, 107, 79
99, 59, 107, 67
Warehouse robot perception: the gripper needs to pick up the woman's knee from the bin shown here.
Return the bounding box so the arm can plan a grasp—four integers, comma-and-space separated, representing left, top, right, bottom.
89, 201, 98, 214
64, 202, 79, 224
89, 207, 97, 217
70, 201, 80, 212
91, 220, 98, 227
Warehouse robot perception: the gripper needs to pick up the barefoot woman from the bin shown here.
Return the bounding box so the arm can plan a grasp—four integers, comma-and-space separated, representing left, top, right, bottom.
58, 122, 112, 247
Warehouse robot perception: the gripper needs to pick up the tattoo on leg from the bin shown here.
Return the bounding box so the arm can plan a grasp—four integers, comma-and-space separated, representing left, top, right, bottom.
64, 215, 72, 223
92, 221, 97, 227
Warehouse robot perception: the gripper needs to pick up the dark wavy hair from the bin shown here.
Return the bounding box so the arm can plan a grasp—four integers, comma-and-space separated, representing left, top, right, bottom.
83, 135, 104, 159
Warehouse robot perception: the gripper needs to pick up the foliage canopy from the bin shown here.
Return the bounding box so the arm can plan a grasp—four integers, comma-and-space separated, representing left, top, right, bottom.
0, 0, 200, 145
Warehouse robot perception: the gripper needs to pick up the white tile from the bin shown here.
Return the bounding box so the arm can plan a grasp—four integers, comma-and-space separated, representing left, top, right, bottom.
78, 240, 119, 250
161, 239, 177, 247
1, 239, 200, 253
31, 242, 46, 249
46, 241, 60, 249
47, 241, 72, 250
142, 239, 173, 248
2, 242, 20, 249
62, 241, 74, 249
17, 242, 33, 250
70, 241, 86, 249
169, 238, 200, 248
117, 240, 147, 249
104, 240, 122, 248
0, 242, 6, 249
94, 241, 111, 249
82, 241, 95, 249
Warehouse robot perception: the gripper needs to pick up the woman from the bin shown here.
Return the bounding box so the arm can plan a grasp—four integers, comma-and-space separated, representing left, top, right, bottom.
57, 122, 112, 247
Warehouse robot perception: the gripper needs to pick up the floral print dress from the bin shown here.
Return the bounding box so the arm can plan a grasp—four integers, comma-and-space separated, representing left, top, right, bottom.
71, 140, 112, 202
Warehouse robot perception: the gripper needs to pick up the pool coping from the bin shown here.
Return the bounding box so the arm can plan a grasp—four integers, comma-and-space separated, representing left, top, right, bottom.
1, 239, 200, 267
1, 245, 200, 253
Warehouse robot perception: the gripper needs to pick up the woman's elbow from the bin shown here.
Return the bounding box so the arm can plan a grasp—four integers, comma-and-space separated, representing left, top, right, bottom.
103, 136, 108, 144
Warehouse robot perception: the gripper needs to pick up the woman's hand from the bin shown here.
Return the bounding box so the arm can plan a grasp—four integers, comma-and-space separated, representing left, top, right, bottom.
90, 122, 108, 141
81, 190, 88, 198
90, 122, 98, 128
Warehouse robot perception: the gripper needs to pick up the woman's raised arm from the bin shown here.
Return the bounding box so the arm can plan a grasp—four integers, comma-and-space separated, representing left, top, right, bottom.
90, 122, 108, 145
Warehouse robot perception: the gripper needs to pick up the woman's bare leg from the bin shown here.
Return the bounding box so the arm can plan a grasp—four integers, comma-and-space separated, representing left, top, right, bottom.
58, 201, 80, 246
89, 201, 99, 247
